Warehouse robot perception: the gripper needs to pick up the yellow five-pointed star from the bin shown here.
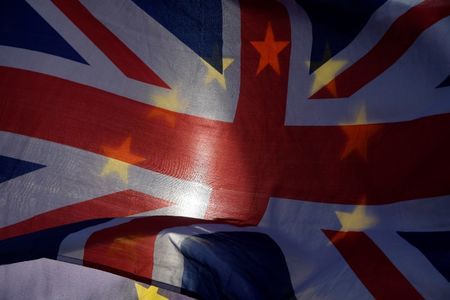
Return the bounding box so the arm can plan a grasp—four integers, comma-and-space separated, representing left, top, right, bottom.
101, 137, 145, 183
151, 89, 182, 112
149, 89, 183, 127
101, 159, 131, 183
309, 45, 347, 96
251, 23, 289, 75
202, 58, 234, 89
335, 205, 377, 232
135, 283, 168, 300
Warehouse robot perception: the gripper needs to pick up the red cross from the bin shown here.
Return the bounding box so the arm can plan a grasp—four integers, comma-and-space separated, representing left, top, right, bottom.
1, 1, 449, 227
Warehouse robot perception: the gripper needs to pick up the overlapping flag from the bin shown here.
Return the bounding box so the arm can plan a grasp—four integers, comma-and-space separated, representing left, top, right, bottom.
1, 0, 450, 299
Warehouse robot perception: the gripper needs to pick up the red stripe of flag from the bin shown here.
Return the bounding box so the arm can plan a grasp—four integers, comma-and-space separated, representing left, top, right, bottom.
0, 190, 170, 240
2, 62, 450, 223
52, 0, 169, 88
323, 230, 423, 299
311, 0, 450, 99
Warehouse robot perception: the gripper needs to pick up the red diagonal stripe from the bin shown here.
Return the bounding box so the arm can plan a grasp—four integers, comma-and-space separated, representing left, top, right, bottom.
0, 190, 170, 240
52, 0, 169, 88
323, 230, 423, 299
311, 0, 450, 99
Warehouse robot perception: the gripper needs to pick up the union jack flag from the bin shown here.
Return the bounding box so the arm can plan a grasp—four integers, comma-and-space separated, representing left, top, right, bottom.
1, 0, 450, 299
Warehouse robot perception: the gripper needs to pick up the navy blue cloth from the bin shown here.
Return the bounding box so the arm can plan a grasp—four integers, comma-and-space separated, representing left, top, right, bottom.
180, 231, 295, 300
399, 231, 450, 282
0, 155, 45, 183
132, 0, 223, 73
437, 75, 450, 88
296, 0, 387, 73
0, 0, 87, 64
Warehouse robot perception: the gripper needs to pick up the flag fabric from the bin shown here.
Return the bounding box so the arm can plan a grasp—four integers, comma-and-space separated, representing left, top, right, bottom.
1, 0, 450, 299
0, 259, 192, 300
